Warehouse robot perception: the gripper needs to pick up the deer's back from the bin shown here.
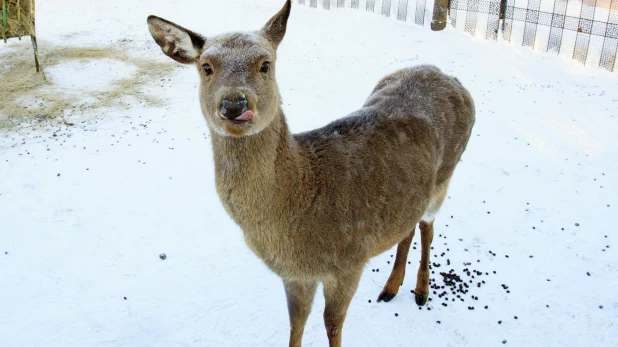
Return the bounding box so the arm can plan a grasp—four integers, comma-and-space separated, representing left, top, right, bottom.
287, 65, 475, 275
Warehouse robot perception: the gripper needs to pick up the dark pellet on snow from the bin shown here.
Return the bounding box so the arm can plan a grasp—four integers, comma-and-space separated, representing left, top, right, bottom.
587, 272, 591, 276
395, 313, 398, 316
368, 300, 371, 303
484, 305, 488, 309
498, 320, 502, 324
159, 253, 167, 260
124, 297, 127, 300
599, 305, 603, 309
575, 223, 580, 226
514, 316, 518, 319
502, 340, 507, 344
437, 320, 441, 324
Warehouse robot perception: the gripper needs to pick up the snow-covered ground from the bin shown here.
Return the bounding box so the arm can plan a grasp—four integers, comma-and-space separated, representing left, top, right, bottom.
1, 0, 617, 346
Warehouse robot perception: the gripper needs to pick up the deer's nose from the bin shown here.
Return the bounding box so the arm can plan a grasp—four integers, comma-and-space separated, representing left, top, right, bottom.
220, 97, 248, 120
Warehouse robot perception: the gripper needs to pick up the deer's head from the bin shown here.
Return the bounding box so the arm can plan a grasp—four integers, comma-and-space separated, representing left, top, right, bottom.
147, 0, 291, 137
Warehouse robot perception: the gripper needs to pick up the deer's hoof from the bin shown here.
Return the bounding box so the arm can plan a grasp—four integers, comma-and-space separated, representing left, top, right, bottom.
415, 293, 428, 306
377, 290, 396, 303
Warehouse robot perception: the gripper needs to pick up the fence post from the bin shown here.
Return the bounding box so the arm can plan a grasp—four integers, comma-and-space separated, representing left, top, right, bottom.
499, 0, 507, 31
431, 0, 449, 30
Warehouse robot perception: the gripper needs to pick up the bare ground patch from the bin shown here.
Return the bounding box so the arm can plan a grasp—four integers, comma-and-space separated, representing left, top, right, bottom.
0, 40, 181, 129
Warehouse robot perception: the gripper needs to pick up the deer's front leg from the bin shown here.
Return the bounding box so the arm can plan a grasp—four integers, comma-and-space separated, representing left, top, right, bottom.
322, 269, 363, 347
284, 279, 318, 347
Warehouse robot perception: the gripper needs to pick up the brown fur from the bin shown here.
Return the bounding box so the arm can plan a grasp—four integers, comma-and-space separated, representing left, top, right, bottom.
147, 1, 475, 346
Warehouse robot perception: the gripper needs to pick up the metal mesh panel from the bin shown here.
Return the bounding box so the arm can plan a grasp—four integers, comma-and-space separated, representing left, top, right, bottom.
600, 0, 618, 70
415, 0, 427, 25
485, 1, 500, 40
337, 0, 346, 8
547, 0, 568, 54
397, 0, 409, 21
323, 0, 331, 10
464, 0, 480, 36
382, 0, 392, 17
523, 0, 542, 48
310, 0, 317, 8
367, 0, 376, 12
298, 0, 305, 5
351, 0, 359, 9
452, 0, 501, 40
449, 0, 459, 27
573, 0, 596, 63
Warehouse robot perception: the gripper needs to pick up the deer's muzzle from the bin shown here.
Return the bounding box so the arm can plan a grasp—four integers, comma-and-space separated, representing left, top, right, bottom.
220, 97, 253, 123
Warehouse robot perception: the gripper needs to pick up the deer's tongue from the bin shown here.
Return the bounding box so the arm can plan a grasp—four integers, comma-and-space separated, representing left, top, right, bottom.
235, 110, 254, 121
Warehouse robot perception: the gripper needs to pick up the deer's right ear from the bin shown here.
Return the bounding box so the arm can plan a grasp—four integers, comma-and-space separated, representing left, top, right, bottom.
147, 15, 205, 64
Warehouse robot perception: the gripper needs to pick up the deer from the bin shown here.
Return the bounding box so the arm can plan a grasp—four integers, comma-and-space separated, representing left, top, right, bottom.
147, 1, 475, 346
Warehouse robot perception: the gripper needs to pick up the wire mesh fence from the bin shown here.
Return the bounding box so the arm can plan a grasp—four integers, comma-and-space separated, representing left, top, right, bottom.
300, 0, 430, 25
297, 0, 618, 71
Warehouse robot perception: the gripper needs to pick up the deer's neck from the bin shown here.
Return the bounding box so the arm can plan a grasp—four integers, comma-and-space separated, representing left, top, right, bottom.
211, 109, 313, 231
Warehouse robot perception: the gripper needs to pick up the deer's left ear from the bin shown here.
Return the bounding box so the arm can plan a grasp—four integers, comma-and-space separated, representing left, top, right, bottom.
147, 15, 206, 64
261, 0, 292, 48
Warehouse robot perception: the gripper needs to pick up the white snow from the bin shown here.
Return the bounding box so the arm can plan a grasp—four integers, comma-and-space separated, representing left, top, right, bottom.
46, 59, 137, 92
1, 0, 617, 346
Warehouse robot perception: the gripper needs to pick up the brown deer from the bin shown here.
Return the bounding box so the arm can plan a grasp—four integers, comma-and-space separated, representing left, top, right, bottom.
147, 1, 475, 346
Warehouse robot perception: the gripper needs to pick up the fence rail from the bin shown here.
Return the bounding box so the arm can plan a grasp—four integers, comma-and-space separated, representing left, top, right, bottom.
298, 0, 618, 71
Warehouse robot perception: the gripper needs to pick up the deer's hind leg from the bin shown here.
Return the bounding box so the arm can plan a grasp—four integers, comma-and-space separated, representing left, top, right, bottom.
284, 279, 318, 347
414, 180, 449, 306
377, 228, 415, 302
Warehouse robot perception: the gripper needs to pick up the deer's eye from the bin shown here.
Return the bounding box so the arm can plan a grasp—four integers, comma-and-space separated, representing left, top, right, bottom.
203, 64, 213, 76
260, 62, 270, 73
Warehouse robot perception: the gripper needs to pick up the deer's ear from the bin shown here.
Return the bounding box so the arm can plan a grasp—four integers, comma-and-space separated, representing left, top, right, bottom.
147, 15, 205, 64
261, 0, 291, 48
